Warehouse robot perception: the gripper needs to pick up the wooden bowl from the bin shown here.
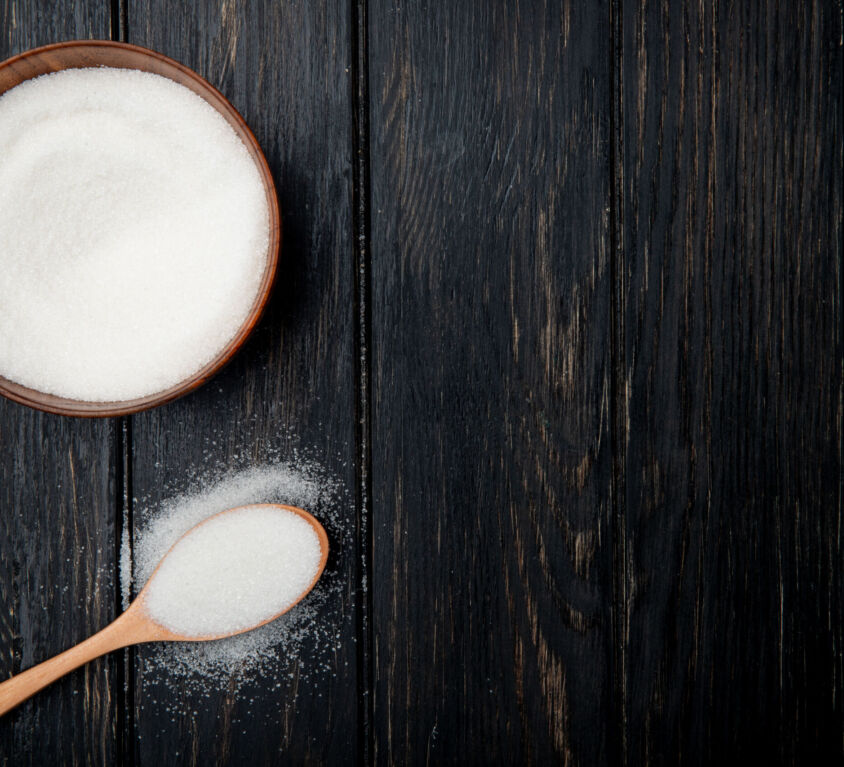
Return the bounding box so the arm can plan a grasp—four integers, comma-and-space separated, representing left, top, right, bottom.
0, 40, 281, 417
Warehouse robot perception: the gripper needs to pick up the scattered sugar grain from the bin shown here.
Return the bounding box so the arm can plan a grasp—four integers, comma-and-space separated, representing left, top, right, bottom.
142, 505, 322, 637
122, 455, 351, 695
0, 67, 270, 401
119, 527, 132, 610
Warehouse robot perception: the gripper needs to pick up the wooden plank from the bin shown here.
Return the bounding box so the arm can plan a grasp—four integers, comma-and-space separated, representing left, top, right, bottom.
0, 5, 119, 766
126, 1, 360, 764
619, 0, 843, 762
368, 1, 614, 763
0, 411, 118, 766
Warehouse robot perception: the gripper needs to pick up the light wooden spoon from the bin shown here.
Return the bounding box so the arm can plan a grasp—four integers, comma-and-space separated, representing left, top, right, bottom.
0, 503, 328, 717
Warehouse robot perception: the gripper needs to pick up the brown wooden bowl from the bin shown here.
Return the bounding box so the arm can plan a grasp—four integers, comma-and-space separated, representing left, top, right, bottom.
0, 40, 281, 417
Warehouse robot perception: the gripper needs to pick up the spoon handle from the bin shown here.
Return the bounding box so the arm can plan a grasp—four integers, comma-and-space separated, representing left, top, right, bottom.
0, 609, 146, 716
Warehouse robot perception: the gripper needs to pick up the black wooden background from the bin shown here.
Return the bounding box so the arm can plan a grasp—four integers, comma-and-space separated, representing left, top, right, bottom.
0, 0, 841, 764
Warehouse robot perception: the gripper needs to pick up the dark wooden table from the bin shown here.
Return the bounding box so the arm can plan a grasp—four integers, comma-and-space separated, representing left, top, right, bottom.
1, 1, 841, 764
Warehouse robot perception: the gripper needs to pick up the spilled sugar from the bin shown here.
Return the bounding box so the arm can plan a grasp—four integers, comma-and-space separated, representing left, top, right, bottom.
141, 505, 323, 637
122, 457, 350, 694
0, 67, 270, 401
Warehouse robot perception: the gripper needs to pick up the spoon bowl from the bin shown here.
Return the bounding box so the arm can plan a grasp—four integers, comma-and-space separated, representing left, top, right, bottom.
136, 503, 330, 642
0, 504, 327, 716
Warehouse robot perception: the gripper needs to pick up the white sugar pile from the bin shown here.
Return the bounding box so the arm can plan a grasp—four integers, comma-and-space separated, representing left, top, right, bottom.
123, 457, 351, 691
142, 505, 323, 637
0, 67, 270, 401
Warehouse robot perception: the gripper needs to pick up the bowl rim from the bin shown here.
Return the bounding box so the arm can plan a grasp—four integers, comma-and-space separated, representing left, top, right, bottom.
0, 39, 281, 417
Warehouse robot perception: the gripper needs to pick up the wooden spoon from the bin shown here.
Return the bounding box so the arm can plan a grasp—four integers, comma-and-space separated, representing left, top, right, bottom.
0, 504, 328, 717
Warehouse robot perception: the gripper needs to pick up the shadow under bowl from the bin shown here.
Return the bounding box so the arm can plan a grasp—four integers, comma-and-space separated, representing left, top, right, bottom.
0, 40, 281, 417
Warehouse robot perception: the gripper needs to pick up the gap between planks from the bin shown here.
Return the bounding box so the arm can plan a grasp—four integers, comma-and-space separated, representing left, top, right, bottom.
111, 5, 133, 766
609, 0, 629, 765
351, 0, 375, 765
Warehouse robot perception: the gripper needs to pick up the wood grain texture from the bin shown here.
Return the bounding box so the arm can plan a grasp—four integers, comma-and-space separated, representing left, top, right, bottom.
368, 1, 614, 763
0, 0, 841, 764
0, 410, 118, 766
0, 5, 119, 766
125, 1, 360, 764
619, 0, 843, 763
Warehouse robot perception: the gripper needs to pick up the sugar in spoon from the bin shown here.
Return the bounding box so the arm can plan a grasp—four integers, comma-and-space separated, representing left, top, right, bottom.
0, 503, 328, 716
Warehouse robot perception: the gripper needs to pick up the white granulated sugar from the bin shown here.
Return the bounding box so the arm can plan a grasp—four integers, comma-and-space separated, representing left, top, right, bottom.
142, 505, 322, 637
123, 456, 350, 694
0, 67, 270, 401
